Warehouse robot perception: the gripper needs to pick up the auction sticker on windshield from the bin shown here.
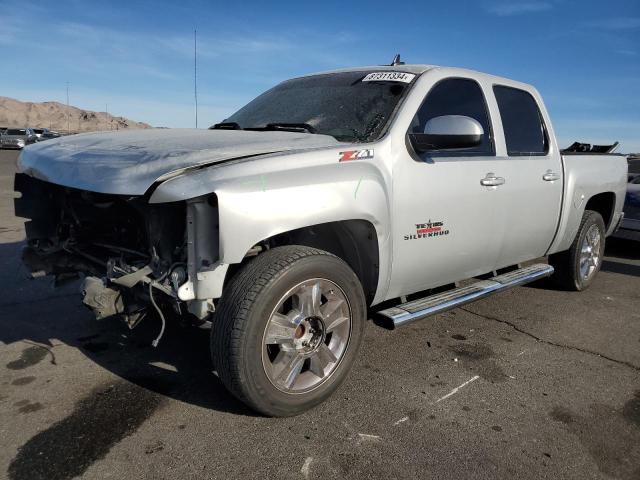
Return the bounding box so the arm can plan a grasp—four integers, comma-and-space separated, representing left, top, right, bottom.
362, 72, 416, 83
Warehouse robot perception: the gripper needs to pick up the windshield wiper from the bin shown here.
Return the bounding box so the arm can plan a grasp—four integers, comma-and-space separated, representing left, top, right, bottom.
212, 122, 318, 134
246, 123, 317, 134
210, 122, 242, 130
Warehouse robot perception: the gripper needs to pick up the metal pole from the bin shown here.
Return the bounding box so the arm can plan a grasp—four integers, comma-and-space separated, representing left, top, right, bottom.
194, 28, 198, 129
66, 82, 70, 135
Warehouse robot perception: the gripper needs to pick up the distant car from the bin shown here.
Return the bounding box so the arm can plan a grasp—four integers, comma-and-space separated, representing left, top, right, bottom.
37, 130, 61, 141
614, 173, 640, 240
43, 131, 61, 140
32, 128, 51, 141
0, 128, 37, 149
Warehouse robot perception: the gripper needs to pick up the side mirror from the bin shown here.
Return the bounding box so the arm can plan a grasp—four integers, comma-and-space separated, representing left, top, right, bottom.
409, 115, 484, 153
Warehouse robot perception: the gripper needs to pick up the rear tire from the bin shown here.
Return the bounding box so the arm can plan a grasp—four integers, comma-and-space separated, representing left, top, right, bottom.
211, 246, 366, 417
549, 210, 606, 291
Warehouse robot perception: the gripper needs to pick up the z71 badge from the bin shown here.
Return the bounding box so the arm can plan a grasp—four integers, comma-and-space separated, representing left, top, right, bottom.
339, 149, 374, 162
404, 220, 450, 240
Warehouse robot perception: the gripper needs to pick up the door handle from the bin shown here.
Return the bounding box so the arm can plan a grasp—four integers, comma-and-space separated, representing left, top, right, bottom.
480, 173, 505, 187
543, 170, 560, 182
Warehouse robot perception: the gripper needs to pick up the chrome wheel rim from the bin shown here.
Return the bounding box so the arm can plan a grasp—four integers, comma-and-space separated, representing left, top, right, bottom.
579, 224, 602, 280
261, 278, 352, 394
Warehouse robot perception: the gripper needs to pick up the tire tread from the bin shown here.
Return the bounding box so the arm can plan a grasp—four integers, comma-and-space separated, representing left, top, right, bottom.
211, 246, 345, 413
549, 210, 605, 291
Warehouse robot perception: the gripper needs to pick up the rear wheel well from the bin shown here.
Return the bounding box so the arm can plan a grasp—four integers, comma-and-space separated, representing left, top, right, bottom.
227, 221, 380, 305
584, 192, 616, 230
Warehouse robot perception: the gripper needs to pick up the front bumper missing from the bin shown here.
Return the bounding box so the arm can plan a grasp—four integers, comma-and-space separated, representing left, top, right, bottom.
81, 276, 126, 321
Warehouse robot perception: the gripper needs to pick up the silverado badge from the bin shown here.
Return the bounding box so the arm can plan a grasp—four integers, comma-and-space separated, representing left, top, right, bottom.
404, 220, 450, 240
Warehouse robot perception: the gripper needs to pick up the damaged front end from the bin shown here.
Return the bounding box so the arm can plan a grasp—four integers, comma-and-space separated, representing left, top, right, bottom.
14, 173, 215, 341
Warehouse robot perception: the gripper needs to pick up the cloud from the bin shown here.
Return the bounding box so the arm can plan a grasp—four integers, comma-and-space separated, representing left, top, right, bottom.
0, 10, 31, 45
17, 18, 353, 83
583, 17, 640, 30
0, 24, 20, 45
486, 2, 552, 16
157, 34, 293, 60
0, 13, 358, 127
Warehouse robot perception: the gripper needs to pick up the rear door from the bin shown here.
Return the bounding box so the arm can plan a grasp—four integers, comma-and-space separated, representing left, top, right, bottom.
490, 85, 563, 267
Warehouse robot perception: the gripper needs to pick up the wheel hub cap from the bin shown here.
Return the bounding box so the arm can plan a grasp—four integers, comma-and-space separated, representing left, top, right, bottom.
579, 224, 602, 280
261, 279, 352, 393
293, 317, 325, 353
294, 324, 305, 339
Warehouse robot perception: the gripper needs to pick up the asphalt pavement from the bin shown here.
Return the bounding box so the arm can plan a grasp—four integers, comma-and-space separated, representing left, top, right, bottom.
1, 149, 639, 480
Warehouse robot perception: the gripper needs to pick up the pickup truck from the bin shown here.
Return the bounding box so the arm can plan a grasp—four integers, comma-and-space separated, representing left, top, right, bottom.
613, 173, 640, 240
14, 63, 628, 416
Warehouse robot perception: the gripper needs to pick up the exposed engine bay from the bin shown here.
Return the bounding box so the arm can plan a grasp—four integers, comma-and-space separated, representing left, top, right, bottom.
14, 173, 194, 342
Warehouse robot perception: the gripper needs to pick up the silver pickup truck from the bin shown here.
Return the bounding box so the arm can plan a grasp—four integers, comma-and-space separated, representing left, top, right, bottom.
14, 63, 627, 416
2, 128, 38, 149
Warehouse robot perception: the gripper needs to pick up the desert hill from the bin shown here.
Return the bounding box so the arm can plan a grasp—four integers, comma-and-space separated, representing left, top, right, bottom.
0, 96, 152, 133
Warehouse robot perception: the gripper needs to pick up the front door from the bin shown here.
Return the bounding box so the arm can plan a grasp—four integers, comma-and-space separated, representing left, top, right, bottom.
387, 77, 506, 299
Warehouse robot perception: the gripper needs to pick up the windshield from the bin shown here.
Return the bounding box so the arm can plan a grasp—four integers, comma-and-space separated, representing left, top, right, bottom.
33, 129, 44, 134
224, 71, 416, 142
6, 129, 26, 135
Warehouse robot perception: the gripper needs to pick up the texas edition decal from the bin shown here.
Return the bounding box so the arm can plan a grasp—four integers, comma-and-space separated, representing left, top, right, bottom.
404, 220, 450, 240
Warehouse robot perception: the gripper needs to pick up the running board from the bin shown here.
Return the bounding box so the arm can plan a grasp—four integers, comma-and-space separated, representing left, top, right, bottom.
378, 263, 554, 328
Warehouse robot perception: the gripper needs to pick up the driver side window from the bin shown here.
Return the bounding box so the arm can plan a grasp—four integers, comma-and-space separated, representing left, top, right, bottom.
411, 78, 494, 155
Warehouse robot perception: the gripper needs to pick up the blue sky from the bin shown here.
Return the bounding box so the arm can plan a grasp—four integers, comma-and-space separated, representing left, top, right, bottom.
1, 0, 639, 151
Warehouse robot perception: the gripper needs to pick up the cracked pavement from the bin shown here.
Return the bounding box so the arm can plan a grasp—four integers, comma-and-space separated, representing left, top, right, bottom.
1, 150, 639, 479
458, 306, 640, 372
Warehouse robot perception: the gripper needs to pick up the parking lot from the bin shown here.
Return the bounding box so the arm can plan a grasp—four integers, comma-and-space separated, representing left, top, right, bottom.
0, 148, 639, 479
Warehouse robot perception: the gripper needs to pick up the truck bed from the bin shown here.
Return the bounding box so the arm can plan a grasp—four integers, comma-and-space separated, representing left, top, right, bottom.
547, 153, 628, 255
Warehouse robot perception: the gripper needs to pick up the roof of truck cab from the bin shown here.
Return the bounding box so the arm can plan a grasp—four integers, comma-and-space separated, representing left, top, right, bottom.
305, 64, 437, 76
302, 64, 536, 91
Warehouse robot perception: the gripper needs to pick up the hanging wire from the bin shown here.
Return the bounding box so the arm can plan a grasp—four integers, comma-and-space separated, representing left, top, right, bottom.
149, 283, 166, 347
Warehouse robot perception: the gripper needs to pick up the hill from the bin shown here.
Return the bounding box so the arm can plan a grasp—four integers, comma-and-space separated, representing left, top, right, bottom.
0, 96, 152, 133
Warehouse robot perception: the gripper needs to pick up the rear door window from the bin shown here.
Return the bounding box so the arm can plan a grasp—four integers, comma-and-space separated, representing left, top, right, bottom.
493, 85, 548, 156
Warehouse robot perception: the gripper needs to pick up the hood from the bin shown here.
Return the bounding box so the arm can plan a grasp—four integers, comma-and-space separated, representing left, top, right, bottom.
17, 128, 340, 196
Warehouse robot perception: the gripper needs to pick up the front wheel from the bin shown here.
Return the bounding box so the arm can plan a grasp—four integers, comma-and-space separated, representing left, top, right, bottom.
549, 210, 606, 291
211, 246, 366, 416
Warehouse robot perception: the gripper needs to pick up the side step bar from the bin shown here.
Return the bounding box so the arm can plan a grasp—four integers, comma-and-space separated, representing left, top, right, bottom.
378, 263, 554, 329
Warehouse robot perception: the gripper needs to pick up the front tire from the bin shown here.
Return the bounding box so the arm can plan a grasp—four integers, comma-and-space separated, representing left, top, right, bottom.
549, 210, 606, 291
211, 246, 366, 416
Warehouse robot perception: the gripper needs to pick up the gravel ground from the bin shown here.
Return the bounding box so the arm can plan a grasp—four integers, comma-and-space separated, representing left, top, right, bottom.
1, 149, 639, 480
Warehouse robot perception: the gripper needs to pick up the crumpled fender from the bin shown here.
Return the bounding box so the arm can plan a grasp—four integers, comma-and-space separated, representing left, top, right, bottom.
150, 148, 393, 301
